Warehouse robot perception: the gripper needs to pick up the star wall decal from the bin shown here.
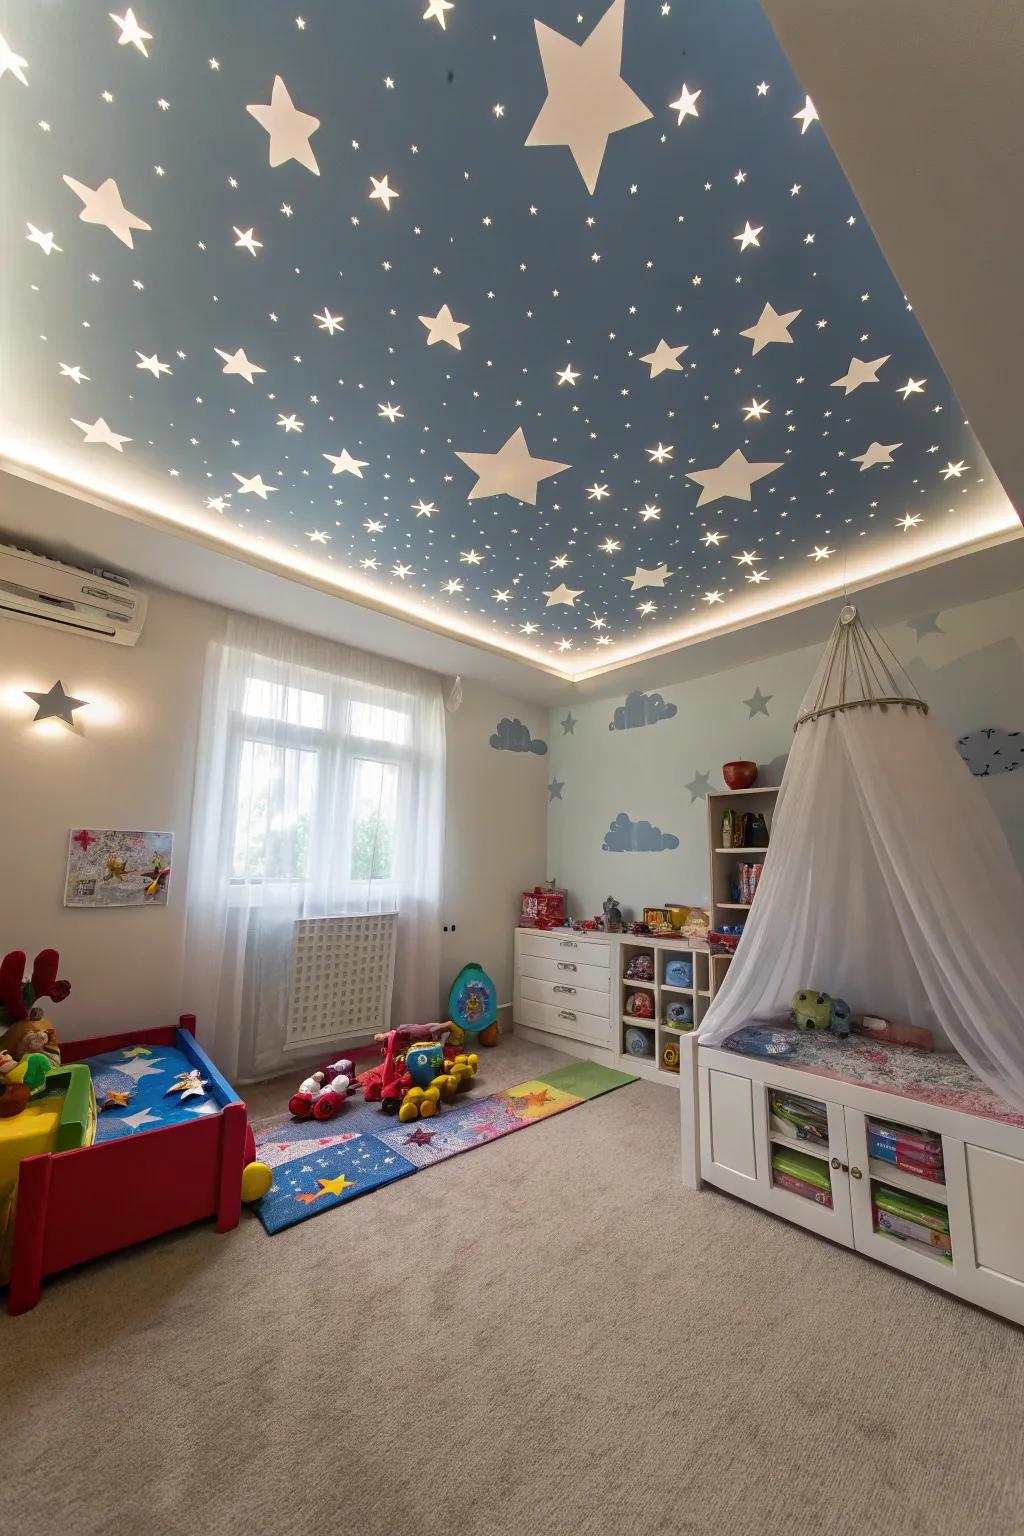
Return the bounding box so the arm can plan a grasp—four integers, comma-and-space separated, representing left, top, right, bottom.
734, 221, 762, 251
744, 686, 772, 717
0, 32, 29, 86
323, 449, 368, 477
685, 769, 712, 802
71, 416, 131, 451
687, 449, 783, 506
369, 175, 399, 211
62, 175, 151, 248
419, 304, 470, 349
548, 777, 564, 801
908, 612, 943, 639
639, 339, 687, 378
544, 583, 583, 607
851, 441, 902, 471
455, 427, 569, 504
233, 472, 276, 498
110, 9, 152, 56
59, 363, 88, 383
897, 377, 927, 399
215, 347, 265, 383
626, 563, 672, 590
561, 711, 577, 734
136, 352, 171, 378
793, 95, 818, 133
24, 680, 89, 726
247, 76, 321, 174
831, 355, 890, 394
525, 0, 653, 194
739, 303, 801, 355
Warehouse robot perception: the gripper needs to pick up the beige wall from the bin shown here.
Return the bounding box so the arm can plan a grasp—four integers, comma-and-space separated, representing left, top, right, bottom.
0, 586, 547, 1046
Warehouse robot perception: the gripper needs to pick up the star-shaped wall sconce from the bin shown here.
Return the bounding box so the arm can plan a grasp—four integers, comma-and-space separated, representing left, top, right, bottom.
24, 680, 89, 727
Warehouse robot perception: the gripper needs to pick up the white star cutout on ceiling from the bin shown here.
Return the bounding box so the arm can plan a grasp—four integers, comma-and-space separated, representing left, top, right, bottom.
687, 448, 783, 506
740, 302, 800, 355
668, 83, 701, 124
639, 339, 687, 378
233, 472, 276, 498
423, 0, 454, 27
544, 584, 583, 607
247, 76, 321, 174
793, 95, 818, 133
62, 175, 151, 248
525, 0, 653, 194
110, 9, 152, 56
626, 563, 672, 591
215, 346, 265, 383
419, 304, 470, 349
851, 441, 901, 471
831, 355, 890, 394
323, 449, 368, 477
369, 175, 399, 211
26, 224, 62, 256
0, 32, 29, 85
455, 427, 570, 505
71, 416, 131, 451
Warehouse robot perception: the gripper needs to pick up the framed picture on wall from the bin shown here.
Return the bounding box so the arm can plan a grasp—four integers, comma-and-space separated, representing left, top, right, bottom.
64, 829, 173, 908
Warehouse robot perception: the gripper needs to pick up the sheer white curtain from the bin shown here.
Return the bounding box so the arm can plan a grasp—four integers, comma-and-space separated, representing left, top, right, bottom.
184, 616, 445, 1082
698, 704, 1024, 1112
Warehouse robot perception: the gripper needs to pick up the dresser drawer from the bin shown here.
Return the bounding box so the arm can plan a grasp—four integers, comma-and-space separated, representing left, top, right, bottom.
515, 997, 612, 1047
516, 953, 610, 989
517, 930, 611, 968
519, 974, 610, 1020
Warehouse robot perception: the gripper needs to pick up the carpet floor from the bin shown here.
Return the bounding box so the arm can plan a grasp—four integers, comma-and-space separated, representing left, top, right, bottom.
8, 1034, 1024, 1536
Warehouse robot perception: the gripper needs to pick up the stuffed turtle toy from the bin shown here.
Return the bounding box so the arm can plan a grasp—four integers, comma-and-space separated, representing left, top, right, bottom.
790, 989, 833, 1032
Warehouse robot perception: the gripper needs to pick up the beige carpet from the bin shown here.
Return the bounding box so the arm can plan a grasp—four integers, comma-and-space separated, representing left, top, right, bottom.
8, 1034, 1024, 1536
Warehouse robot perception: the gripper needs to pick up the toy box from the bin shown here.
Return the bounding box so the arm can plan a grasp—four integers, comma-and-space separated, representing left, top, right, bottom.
519, 886, 567, 928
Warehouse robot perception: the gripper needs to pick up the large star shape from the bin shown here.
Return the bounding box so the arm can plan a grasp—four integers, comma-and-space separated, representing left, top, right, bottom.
640, 339, 687, 378
423, 0, 454, 28
685, 770, 712, 802
63, 175, 151, 249
117, 1055, 166, 1082
455, 427, 569, 505
1, 32, 29, 85
419, 304, 469, 350
744, 687, 773, 718
626, 564, 672, 591
668, 83, 701, 124
831, 355, 890, 394
71, 416, 131, 451
247, 76, 320, 174
323, 449, 368, 477
215, 346, 265, 384
24, 680, 89, 726
525, 0, 653, 194
233, 472, 276, 499
110, 9, 152, 55
851, 441, 901, 471
687, 449, 782, 506
544, 584, 583, 607
740, 303, 801, 355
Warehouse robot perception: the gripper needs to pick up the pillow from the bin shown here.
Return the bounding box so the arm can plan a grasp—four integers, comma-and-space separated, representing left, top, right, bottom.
665, 959, 693, 988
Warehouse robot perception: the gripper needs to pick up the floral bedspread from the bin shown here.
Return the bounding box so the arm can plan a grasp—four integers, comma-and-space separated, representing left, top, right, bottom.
726, 1027, 1024, 1128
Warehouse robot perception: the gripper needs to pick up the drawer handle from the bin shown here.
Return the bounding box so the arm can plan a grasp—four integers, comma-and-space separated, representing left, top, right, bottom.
553, 984, 576, 994
558, 1010, 577, 1021
559, 939, 578, 948
556, 961, 578, 972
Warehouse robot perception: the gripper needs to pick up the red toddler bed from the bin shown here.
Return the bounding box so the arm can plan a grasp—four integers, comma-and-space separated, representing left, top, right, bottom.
5, 1015, 252, 1315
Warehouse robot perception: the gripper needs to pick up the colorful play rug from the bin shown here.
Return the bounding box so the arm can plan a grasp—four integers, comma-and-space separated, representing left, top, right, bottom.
252, 1061, 637, 1235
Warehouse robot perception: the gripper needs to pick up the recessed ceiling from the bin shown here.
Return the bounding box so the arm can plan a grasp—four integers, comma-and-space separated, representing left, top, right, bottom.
2, 0, 1019, 680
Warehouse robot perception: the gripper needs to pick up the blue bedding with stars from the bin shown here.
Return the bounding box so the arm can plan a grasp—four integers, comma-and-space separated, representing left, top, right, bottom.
82, 1045, 227, 1143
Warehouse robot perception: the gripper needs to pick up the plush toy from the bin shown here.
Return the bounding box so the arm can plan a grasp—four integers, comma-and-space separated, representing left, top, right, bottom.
829, 998, 853, 1038
624, 953, 655, 982
0, 948, 68, 1070
289, 1068, 352, 1121
790, 990, 833, 1031
625, 991, 654, 1020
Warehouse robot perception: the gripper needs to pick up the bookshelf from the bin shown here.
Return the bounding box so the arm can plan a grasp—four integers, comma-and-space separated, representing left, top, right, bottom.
707, 784, 779, 997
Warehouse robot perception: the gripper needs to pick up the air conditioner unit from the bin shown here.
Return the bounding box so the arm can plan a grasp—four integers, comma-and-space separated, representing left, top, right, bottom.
0, 543, 147, 646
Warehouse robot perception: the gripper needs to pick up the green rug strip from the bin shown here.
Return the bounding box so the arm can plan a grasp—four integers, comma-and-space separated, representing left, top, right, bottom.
535, 1061, 638, 1100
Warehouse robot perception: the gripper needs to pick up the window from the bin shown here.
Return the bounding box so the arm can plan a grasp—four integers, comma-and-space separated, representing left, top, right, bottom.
226, 661, 415, 892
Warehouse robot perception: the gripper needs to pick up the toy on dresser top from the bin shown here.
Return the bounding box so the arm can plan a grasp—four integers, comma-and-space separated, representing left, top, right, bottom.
0, 947, 68, 1118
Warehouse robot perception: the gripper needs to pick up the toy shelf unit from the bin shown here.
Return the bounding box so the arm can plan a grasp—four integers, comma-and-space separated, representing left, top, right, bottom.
683, 1038, 1024, 1327
619, 937, 712, 1084
707, 785, 779, 997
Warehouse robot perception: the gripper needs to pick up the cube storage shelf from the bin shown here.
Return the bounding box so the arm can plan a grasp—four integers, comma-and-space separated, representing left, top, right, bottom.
707, 785, 779, 997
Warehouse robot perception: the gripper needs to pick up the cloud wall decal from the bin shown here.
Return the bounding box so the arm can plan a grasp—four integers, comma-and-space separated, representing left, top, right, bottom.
956, 727, 1024, 777
602, 812, 679, 853
609, 690, 678, 731
490, 717, 548, 755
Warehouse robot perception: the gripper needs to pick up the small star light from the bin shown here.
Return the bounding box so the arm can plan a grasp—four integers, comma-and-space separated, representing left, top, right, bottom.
423, 0, 454, 27
897, 513, 923, 531
734, 222, 762, 251
669, 84, 701, 124
556, 364, 580, 385
743, 399, 769, 420
733, 550, 760, 566
747, 569, 770, 584
136, 352, 171, 377
364, 519, 384, 533
306, 529, 331, 544
703, 591, 725, 605
369, 175, 399, 211
315, 309, 344, 334
647, 443, 673, 463
638, 504, 660, 521
443, 578, 464, 595
587, 484, 609, 500
27, 224, 62, 255
701, 530, 725, 547
809, 545, 835, 561
277, 413, 304, 432
599, 538, 621, 553
378, 402, 403, 421
110, 9, 152, 56
25, 680, 89, 726
460, 549, 483, 565
233, 227, 262, 255
942, 460, 968, 479
412, 499, 436, 518
897, 378, 927, 399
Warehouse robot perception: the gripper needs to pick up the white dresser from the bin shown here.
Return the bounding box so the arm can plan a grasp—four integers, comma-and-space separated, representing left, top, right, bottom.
512, 928, 614, 1063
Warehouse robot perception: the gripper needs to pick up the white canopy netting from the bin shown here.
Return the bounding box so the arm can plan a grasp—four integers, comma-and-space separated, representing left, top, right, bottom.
698, 605, 1024, 1112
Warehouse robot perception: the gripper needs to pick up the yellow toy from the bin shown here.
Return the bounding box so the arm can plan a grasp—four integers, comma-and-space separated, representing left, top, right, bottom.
241, 1161, 273, 1202
396, 1048, 479, 1122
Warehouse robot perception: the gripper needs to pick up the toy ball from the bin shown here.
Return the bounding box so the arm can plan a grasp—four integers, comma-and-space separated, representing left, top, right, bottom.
661, 1043, 680, 1072
241, 1161, 272, 1203
624, 1026, 654, 1058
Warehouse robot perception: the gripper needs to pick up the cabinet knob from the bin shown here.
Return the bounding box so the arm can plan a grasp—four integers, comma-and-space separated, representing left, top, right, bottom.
850, 1166, 863, 1180
830, 1158, 840, 1170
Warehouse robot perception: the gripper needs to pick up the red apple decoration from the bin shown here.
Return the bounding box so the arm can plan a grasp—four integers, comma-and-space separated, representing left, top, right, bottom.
723, 760, 757, 789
